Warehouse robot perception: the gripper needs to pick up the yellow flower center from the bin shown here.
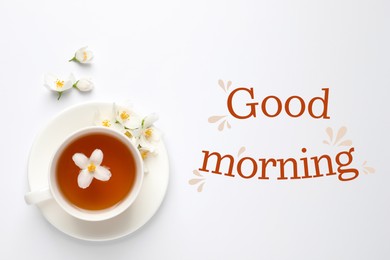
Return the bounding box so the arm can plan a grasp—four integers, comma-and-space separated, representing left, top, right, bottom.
55, 79, 65, 89
124, 131, 132, 138
87, 163, 96, 173
120, 111, 130, 120
83, 51, 88, 61
140, 150, 149, 159
102, 120, 111, 127
144, 128, 153, 139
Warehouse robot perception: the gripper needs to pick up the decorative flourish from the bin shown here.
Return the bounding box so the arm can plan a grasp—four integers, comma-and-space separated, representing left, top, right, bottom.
188, 170, 206, 192
208, 115, 231, 131
237, 146, 246, 157
208, 79, 233, 131
190, 147, 246, 192
362, 161, 375, 174
218, 79, 232, 93
323, 127, 375, 176
323, 126, 352, 146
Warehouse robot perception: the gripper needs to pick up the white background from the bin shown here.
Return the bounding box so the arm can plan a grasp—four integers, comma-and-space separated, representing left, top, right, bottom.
1, 0, 390, 259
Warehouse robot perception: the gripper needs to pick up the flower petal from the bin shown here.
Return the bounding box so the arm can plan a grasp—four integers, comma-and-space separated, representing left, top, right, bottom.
43, 73, 74, 92
131, 127, 142, 140
143, 113, 159, 128
72, 153, 89, 169
142, 127, 160, 143
68, 73, 76, 85
124, 116, 142, 129
77, 46, 87, 52
94, 107, 116, 128
123, 130, 138, 146
61, 79, 73, 91
94, 166, 111, 181
85, 50, 94, 60
138, 135, 151, 148
114, 103, 142, 128
77, 170, 94, 189
139, 145, 158, 161
90, 149, 103, 165
43, 73, 58, 91
112, 122, 126, 132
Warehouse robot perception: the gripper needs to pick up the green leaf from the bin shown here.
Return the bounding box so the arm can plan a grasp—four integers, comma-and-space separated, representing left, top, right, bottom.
68, 56, 79, 63
72, 80, 80, 90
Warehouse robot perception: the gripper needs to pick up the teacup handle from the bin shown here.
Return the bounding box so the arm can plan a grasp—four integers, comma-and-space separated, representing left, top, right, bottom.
24, 188, 52, 205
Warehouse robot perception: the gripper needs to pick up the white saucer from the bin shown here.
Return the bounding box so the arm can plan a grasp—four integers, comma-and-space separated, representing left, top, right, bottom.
27, 101, 169, 241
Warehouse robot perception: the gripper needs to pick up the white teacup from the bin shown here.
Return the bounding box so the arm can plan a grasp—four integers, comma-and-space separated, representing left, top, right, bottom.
25, 126, 144, 221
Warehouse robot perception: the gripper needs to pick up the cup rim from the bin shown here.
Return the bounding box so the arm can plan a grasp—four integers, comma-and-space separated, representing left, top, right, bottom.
49, 126, 144, 221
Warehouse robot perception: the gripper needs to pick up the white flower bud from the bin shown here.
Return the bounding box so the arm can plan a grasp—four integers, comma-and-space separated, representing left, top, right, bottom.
75, 78, 94, 92
70, 46, 93, 63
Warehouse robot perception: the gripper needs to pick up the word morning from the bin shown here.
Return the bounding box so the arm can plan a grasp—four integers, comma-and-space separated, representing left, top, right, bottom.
199, 147, 358, 182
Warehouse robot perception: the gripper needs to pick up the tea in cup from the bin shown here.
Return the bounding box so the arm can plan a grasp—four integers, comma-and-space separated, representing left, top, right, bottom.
25, 126, 144, 221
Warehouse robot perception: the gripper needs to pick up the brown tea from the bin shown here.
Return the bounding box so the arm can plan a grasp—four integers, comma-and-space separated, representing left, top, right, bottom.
56, 132, 136, 210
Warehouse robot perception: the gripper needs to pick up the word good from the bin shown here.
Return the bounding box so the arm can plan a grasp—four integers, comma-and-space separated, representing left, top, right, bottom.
227, 88, 330, 119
